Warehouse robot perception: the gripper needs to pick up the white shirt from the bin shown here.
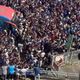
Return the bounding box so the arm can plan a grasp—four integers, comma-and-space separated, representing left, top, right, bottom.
41, 52, 45, 58
5, 52, 9, 59
2, 66, 8, 75
58, 0, 62, 2
6, 58, 9, 65
16, 68, 21, 76
21, 68, 28, 76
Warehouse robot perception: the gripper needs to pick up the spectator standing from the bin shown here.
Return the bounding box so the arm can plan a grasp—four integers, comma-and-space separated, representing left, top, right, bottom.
20, 66, 29, 78
34, 63, 40, 80
2, 63, 8, 80
8, 62, 16, 80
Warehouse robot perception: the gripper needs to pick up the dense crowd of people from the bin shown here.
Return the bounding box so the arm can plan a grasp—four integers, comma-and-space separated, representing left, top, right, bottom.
0, 0, 80, 79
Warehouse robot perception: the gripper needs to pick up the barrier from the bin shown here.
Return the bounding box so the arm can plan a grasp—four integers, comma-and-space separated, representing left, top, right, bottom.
42, 70, 78, 79
24, 68, 79, 80
64, 50, 80, 63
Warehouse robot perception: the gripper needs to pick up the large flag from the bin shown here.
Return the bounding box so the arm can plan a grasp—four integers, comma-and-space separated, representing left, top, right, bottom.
65, 34, 73, 50
0, 5, 15, 20
0, 5, 17, 29
0, 5, 17, 28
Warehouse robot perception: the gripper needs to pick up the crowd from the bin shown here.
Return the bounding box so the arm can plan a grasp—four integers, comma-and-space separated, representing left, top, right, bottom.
0, 0, 80, 79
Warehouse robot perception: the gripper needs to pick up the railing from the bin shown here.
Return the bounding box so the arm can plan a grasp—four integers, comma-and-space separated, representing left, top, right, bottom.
19, 50, 80, 80
64, 49, 80, 63
26, 69, 79, 80
47, 50, 80, 79
44, 70, 79, 80
45, 50, 80, 79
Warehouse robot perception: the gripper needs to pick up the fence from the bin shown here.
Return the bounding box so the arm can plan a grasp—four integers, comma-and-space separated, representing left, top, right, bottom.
64, 49, 80, 63
49, 50, 80, 80
26, 68, 79, 80
19, 50, 80, 80
42, 70, 79, 80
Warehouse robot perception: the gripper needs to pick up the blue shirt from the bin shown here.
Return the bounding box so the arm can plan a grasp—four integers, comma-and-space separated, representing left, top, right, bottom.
34, 67, 40, 76
8, 65, 15, 74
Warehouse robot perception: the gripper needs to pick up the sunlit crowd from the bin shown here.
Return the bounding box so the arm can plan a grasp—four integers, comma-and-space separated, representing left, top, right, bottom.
0, 0, 80, 80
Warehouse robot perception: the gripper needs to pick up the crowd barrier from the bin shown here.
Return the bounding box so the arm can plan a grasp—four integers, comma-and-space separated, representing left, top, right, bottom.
26, 68, 79, 80
64, 49, 80, 63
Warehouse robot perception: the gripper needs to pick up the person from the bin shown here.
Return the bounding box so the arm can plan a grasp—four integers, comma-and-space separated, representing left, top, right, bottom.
20, 66, 28, 79
16, 65, 21, 80
8, 62, 16, 80
44, 41, 52, 54
0, 66, 2, 80
2, 63, 8, 80
78, 53, 80, 60
6, 0, 11, 6
34, 63, 40, 80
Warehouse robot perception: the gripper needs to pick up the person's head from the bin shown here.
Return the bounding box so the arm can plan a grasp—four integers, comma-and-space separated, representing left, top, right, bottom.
3, 62, 7, 66
10, 61, 14, 65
